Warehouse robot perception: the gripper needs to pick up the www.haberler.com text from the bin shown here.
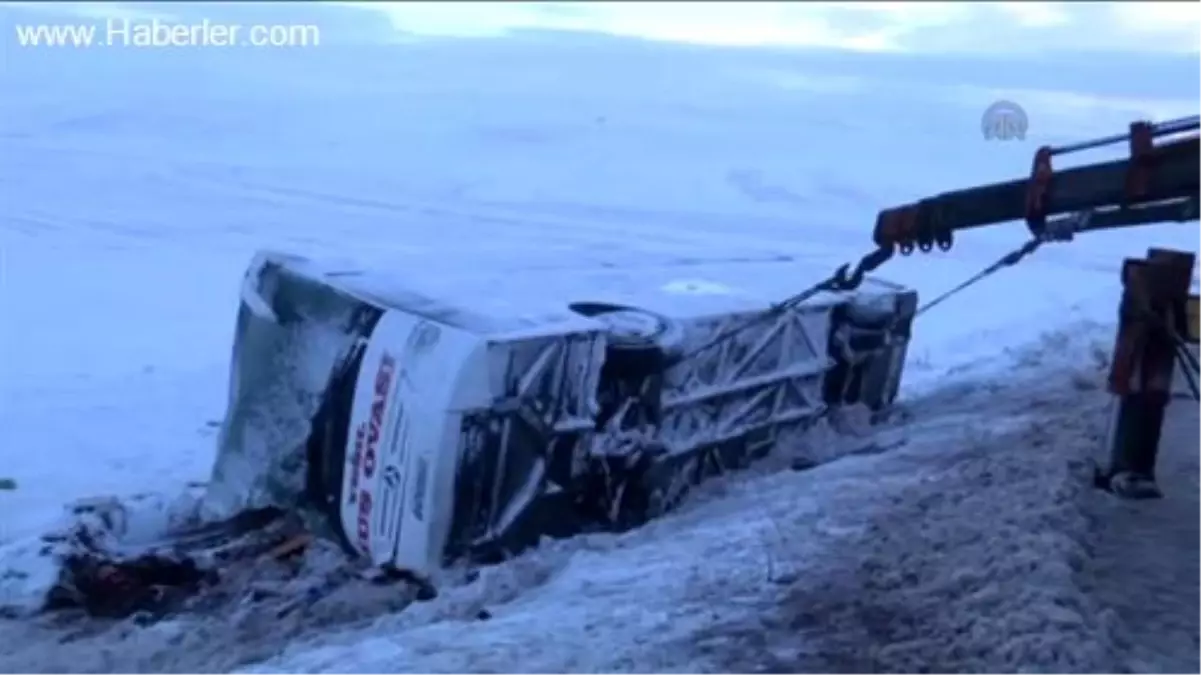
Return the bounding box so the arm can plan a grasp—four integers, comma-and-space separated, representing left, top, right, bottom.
14, 18, 322, 48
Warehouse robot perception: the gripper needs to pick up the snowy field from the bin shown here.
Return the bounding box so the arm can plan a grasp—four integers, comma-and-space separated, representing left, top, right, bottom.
1, 1, 1198, 672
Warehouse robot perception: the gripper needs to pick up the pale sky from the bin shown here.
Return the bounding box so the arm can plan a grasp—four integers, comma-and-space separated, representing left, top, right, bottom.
5, 1, 1200, 54
355, 1, 1201, 54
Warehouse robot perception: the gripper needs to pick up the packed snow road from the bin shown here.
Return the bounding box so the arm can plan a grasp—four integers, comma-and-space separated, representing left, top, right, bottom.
1, 320, 1195, 673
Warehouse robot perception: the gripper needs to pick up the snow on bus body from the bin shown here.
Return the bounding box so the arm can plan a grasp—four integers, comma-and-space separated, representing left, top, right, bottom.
205, 250, 916, 579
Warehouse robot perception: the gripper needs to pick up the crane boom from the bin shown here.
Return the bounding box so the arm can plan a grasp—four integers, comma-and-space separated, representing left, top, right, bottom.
872, 116, 1200, 254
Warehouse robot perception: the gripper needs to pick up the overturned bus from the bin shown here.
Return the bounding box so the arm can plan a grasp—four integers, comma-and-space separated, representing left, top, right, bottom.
203, 251, 916, 578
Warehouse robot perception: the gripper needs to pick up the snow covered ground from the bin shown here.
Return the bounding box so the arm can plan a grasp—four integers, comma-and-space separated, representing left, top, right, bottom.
1, 1, 1198, 672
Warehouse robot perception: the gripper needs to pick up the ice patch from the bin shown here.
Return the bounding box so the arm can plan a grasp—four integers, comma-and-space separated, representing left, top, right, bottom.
661, 279, 740, 296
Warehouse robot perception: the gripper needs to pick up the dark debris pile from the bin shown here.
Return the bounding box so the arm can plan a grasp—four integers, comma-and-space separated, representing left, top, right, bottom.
37, 505, 325, 623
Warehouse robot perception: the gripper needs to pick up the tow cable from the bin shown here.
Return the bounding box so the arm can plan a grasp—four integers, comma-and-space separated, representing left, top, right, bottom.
667, 231, 1055, 372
